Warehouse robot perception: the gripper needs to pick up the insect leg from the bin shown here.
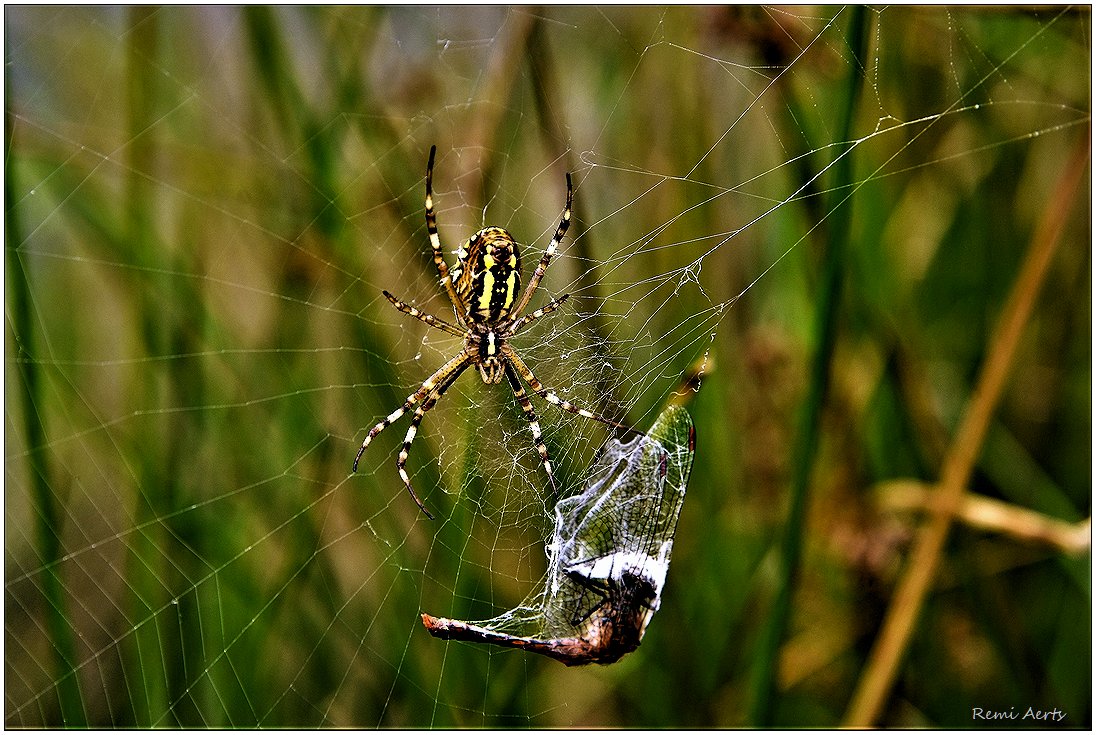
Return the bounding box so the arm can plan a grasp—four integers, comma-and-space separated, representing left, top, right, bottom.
509, 171, 571, 318
424, 145, 465, 315
505, 293, 570, 335
394, 358, 471, 519
382, 290, 465, 337
503, 362, 559, 499
501, 344, 635, 434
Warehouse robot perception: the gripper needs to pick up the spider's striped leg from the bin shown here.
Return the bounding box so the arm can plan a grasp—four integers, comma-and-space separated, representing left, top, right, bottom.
509, 172, 572, 318
503, 363, 559, 499
424, 145, 465, 315
355, 399, 421, 473
396, 358, 471, 519
382, 290, 465, 337
501, 345, 635, 434
353, 351, 469, 472
505, 293, 569, 336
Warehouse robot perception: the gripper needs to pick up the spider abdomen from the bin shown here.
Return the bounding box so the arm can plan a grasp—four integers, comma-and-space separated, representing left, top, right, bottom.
456, 226, 523, 323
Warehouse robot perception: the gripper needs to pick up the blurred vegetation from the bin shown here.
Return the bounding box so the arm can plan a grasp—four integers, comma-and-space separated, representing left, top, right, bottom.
5, 5, 1090, 728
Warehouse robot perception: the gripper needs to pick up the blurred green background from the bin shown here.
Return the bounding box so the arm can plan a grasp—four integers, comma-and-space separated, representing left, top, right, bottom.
5, 5, 1090, 728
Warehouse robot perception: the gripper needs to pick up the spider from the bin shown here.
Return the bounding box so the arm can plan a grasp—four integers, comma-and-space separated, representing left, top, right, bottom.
354, 145, 628, 519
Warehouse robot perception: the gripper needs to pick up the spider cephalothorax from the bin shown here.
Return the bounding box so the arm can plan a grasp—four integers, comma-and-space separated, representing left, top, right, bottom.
354, 146, 627, 519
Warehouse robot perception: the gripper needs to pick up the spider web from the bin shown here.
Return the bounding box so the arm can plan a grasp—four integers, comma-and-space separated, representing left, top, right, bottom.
422, 403, 694, 664
5, 6, 1089, 728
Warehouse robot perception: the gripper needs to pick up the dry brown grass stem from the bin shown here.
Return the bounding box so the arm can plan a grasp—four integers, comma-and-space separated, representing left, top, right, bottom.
843, 134, 1091, 727
876, 480, 1091, 555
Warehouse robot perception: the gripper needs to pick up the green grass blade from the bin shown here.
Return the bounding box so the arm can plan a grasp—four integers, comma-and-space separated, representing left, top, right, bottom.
748, 5, 870, 726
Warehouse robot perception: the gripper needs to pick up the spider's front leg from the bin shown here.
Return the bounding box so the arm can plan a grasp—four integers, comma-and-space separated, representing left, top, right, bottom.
354, 351, 472, 519
501, 344, 634, 434
503, 363, 560, 500
394, 364, 467, 519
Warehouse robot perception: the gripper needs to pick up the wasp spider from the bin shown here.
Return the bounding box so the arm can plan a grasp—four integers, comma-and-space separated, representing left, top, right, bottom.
354, 146, 628, 519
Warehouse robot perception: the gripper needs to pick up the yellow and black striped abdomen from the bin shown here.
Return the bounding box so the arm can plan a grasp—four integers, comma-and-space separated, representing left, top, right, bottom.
455, 226, 523, 323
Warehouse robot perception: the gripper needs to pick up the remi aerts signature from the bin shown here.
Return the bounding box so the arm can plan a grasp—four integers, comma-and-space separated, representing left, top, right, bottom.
972, 706, 1067, 723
